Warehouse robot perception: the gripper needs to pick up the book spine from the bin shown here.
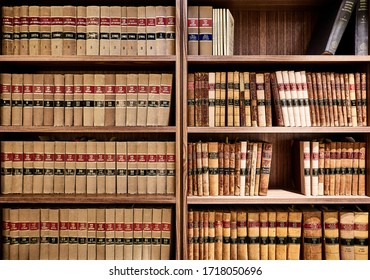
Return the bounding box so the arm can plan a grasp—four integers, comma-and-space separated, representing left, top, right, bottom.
53, 141, 65, 194
137, 6, 147, 55
248, 211, 260, 260
229, 144, 235, 195
22, 141, 34, 194
276, 211, 288, 260
1, 142, 13, 194
340, 211, 355, 260
11, 74, 23, 126
208, 211, 215, 260
29, 208, 40, 260
256, 73, 266, 127
253, 143, 262, 196
87, 208, 97, 260
54, 74, 65, 127
12, 141, 23, 194
334, 73, 345, 126
2, 7, 14, 55
295, 71, 306, 126
127, 7, 138, 56
355, 73, 363, 126
28, 6, 40, 55
196, 142, 203, 195
223, 143, 230, 195
146, 6, 156, 55
39, 209, 49, 259
306, 73, 317, 126
335, 142, 342, 196
259, 143, 273, 196
354, 211, 369, 260
323, 210, 340, 260
236, 211, 247, 260
151, 208, 161, 260
321, 73, 331, 126
302, 210, 322, 260
76, 141, 87, 194
361, 73, 367, 125
344, 73, 353, 126
142, 208, 153, 260
268, 211, 277, 260
234, 142, 241, 196
208, 73, 216, 127
1, 73, 12, 126
59, 209, 69, 259
264, 73, 272, 127
64, 74, 74, 126
137, 141, 148, 194
115, 74, 127, 126
249, 73, 258, 127
222, 212, 231, 260
18, 208, 30, 260
76, 6, 87, 55
349, 73, 358, 126
73, 74, 83, 126
160, 208, 172, 260
86, 6, 100, 55
19, 6, 29, 55
318, 143, 325, 196
275, 71, 290, 126
188, 6, 199, 55
166, 6, 176, 55
110, 7, 121, 56
116, 142, 128, 194
218, 143, 224, 196
329, 142, 337, 196
287, 211, 302, 260
282, 70, 295, 126
65, 142, 76, 194
94, 74, 105, 126
43, 74, 54, 126
48, 209, 59, 260
355, 0, 369, 55
220, 72, 226, 126
32, 141, 43, 194
96, 209, 106, 260
120, 7, 127, 56
51, 6, 63, 56
158, 73, 173, 126
126, 74, 138, 126
13, 7, 21, 55
358, 142, 366, 195
259, 211, 269, 260
99, 6, 110, 56
199, 6, 213, 55
214, 211, 223, 260
270, 72, 284, 126
63, 6, 77, 56
311, 141, 319, 196
166, 141, 176, 195
155, 6, 166, 55
83, 74, 94, 126
77, 209, 88, 260
288, 70, 301, 126
127, 142, 138, 194
105, 209, 115, 260
96, 142, 106, 194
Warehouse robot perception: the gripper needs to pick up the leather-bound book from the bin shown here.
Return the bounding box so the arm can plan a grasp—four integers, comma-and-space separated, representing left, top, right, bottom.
116, 142, 128, 194
158, 73, 173, 126
151, 208, 162, 260
137, 74, 149, 126
93, 74, 105, 127
354, 207, 368, 260
137, 141, 148, 194
146, 6, 156, 55
12, 141, 23, 194
105, 208, 115, 260
237, 210, 248, 260
43, 141, 54, 194
32, 74, 44, 126
73, 74, 83, 126
322, 206, 340, 260
214, 211, 223, 260
99, 6, 110, 55
137, 6, 147, 55
13, 6, 21, 55
222, 211, 231, 260
123, 208, 134, 260
147, 73, 161, 126
42, 74, 54, 126
53, 74, 65, 127
64, 74, 73, 126
96, 142, 106, 194
276, 209, 288, 260
155, 6, 166, 55
358, 142, 366, 195
51, 6, 63, 56
65, 142, 76, 194
18, 208, 30, 260
287, 208, 302, 260
259, 142, 273, 196
259, 210, 269, 260
199, 6, 213, 55
33, 141, 44, 194
166, 141, 175, 195
247, 210, 260, 260
77, 208, 88, 260
86, 6, 100, 55
76, 6, 87, 55
48, 208, 59, 260
160, 208, 172, 260
208, 211, 215, 260
11, 73, 23, 126
142, 208, 153, 260
120, 7, 128, 56
87, 208, 97, 260
126, 74, 138, 126
29, 208, 40, 260
208, 142, 219, 196
29, 6, 40, 55
2, 6, 13, 55
63, 6, 77, 55
302, 208, 322, 260
115, 74, 127, 126
76, 141, 87, 194
187, 6, 199, 55
96, 208, 106, 260
256, 73, 266, 127
340, 210, 355, 259
39, 209, 49, 259
166, 6, 176, 55
1, 141, 13, 194
127, 7, 138, 55
53, 141, 65, 194
22, 141, 33, 194
68, 209, 79, 259
59, 208, 69, 260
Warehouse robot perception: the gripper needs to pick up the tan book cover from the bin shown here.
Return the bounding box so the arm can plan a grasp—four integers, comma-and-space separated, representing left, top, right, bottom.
223, 143, 229, 195
282, 70, 296, 126
226, 72, 234, 126
275, 210, 288, 260
259, 143, 273, 196
20, 6, 29, 55
59, 208, 69, 260
215, 72, 221, 126
323, 208, 340, 260
288, 70, 301, 126
312, 73, 322, 126
299, 141, 311, 196
213, 211, 222, 260
1, 141, 12, 194
264, 72, 272, 127
226, 9, 234, 55
137, 7, 147, 55
239, 141, 247, 196
344, 73, 352, 126
166, 6, 176, 55
340, 211, 355, 259
325, 72, 335, 126
346, 142, 354, 196
147, 73, 161, 126
194, 142, 202, 195
22, 141, 34, 194
76, 6, 87, 55
116, 142, 127, 194
160, 208, 172, 260
229, 143, 236, 195
114, 208, 124, 260
127, 142, 138, 194
339, 73, 348, 126
99, 6, 110, 55
146, 6, 156, 55
256, 73, 267, 127
259, 210, 269, 260
301, 71, 311, 126
12, 141, 23, 194
236, 211, 247, 260
11, 73, 23, 126
54, 141, 66, 194
268, 210, 277, 260
64, 74, 74, 126
220, 72, 226, 126
115, 74, 127, 126
250, 72, 258, 127
349, 73, 358, 126
43, 141, 54, 194
0, 73, 12, 125
166, 141, 176, 195
133, 208, 143, 260
2, 208, 10, 259
217, 143, 223, 195
193, 212, 200, 259
199, 211, 204, 259
324, 143, 331, 195
329, 142, 337, 196
142, 208, 153, 260
147, 142, 157, 194
54, 74, 65, 127
105, 208, 115, 260
151, 208, 162, 260
333, 73, 344, 126
208, 72, 216, 127
94, 74, 105, 126
73, 74, 83, 126
18, 208, 30, 260
358, 142, 366, 195
2, 6, 13, 55
188, 6, 199, 55
63, 6, 77, 55
105, 141, 116, 194
87, 208, 97, 260
253, 143, 263, 196
13, 6, 21, 55
126, 74, 138, 126
43, 74, 54, 126
153, 142, 165, 194
39, 209, 49, 260
227, 211, 236, 260
120, 7, 128, 55
51, 6, 63, 56
65, 142, 76, 194
247, 210, 260, 260
39, 6, 51, 55
242, 72, 251, 126
187, 210, 194, 260
352, 142, 360, 195
232, 71, 240, 127
104, 74, 116, 126
123, 208, 134, 260
249, 142, 258, 196
203, 211, 209, 259
86, 6, 100, 55
275, 71, 290, 126
208, 142, 219, 196
360, 73, 367, 125
29, 6, 41, 55
137, 141, 148, 194
158, 73, 173, 126
76, 141, 87, 194
287, 209, 302, 260
201, 142, 209, 196
199, 6, 212, 55
311, 141, 319, 196
96, 208, 106, 260
318, 143, 325, 196
96, 142, 106, 194
77, 208, 88, 260
83, 74, 95, 126
192, 143, 198, 195
109, 7, 121, 55
302, 209, 322, 260
137, 74, 149, 126
9, 208, 19, 260
354, 209, 368, 260
29, 208, 40, 260
33, 74, 44, 126
127, 7, 138, 55
22, 74, 33, 126
155, 6, 166, 55
48, 208, 59, 260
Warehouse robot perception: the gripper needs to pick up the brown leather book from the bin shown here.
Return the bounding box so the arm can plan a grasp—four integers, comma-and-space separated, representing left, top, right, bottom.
99, 6, 110, 56
229, 143, 235, 195
264, 73, 272, 127
64, 142, 76, 194
249, 143, 258, 196
194, 72, 202, 126
199, 211, 204, 260
208, 211, 215, 259
137, 6, 147, 55
127, 7, 138, 55
63, 6, 77, 56
1, 142, 13, 194
220, 72, 226, 126
230, 210, 237, 260
311, 72, 322, 126
360, 73, 367, 125
345, 142, 354, 195
321, 73, 331, 126
349, 73, 358, 126
116, 142, 127, 194
203, 211, 209, 260
233, 71, 240, 127
18, 208, 30, 260
351, 142, 360, 195
276, 209, 288, 260
306, 72, 317, 126
340, 210, 355, 259
53, 74, 65, 127
322, 207, 340, 260
344, 73, 352, 126
253, 142, 263, 196
329, 141, 337, 196
358, 142, 366, 195
2, 6, 13, 55
267, 209, 277, 260
324, 142, 331, 195
239, 72, 246, 127
48, 209, 59, 260
355, 73, 363, 126
247, 210, 260, 260
215, 72, 221, 126
218, 143, 224, 195
325, 72, 336, 126
51, 6, 63, 56
155, 6, 166, 55
76, 6, 87, 55
200, 72, 209, 126
187, 6, 199, 55
187, 143, 194, 195
333, 73, 344, 126
87, 209, 97, 260
318, 142, 325, 196
223, 143, 230, 195
315, 72, 326, 126
86, 6, 100, 55
222, 211, 231, 260
302, 208, 322, 260
339, 73, 348, 126
32, 141, 44, 194
196, 142, 203, 195
187, 210, 194, 260
73, 74, 83, 126
76, 141, 87, 194
208, 142, 219, 196
24, 144, 35, 195
259, 210, 269, 260
259, 142, 273, 196
19, 6, 29, 55
146, 6, 156, 55
237, 210, 248, 260
115, 74, 127, 126
245, 142, 253, 196
137, 141, 148, 194
311, 141, 320, 196
192, 211, 200, 259
64, 74, 74, 127
270, 72, 284, 126
234, 142, 241, 196
13, 6, 21, 55
123, 208, 134, 260
249, 72, 258, 127
214, 211, 223, 260
29, 6, 40, 55
227, 72, 234, 126
239, 141, 247, 196
191, 143, 198, 195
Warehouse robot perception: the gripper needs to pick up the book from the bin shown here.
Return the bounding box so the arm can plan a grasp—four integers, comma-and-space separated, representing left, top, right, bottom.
48, 209, 59, 260
116, 142, 127, 194
22, 141, 33, 194
59, 209, 69, 259
142, 208, 152, 260
311, 141, 319, 196
259, 210, 269, 260
54, 74, 65, 127
73, 74, 83, 126
275, 71, 290, 126
9, 208, 19, 260
94, 74, 105, 126
156, 6, 166, 55
287, 208, 302, 260
96, 208, 105, 260
214, 211, 223, 260
222, 211, 231, 260
29, 6, 40, 55
322, 207, 340, 260
151, 208, 162, 260
127, 7, 138, 55
1, 73, 12, 126
253, 143, 262, 196
115, 74, 127, 126
268, 209, 277, 260
126, 74, 138, 126
358, 142, 366, 195
1, 141, 12, 194
354, 207, 369, 259
64, 142, 76, 194
302, 208, 322, 260
225, 9, 234, 55
29, 208, 40, 260
299, 141, 311, 196
147, 73, 161, 126
96, 142, 106, 194
127, 142, 138, 194
53, 141, 65, 194
76, 6, 87, 55
114, 208, 124, 260
13, 6, 21, 55
105, 209, 115, 260
234, 142, 241, 196
158, 73, 173, 126
43, 142, 54, 194
259, 142, 273, 196
11, 74, 23, 126
157, 142, 167, 194
83, 74, 94, 126
12, 141, 23, 194
137, 74, 149, 126
133, 208, 143, 260
276, 209, 288, 260
137, 141, 148, 194
247, 210, 260, 260
19, 6, 29, 55
256, 73, 266, 127
270, 72, 284, 126
161, 208, 172, 260
76, 141, 87, 194
249, 73, 258, 127
166, 141, 176, 195
86, 6, 100, 55
166, 6, 176, 55
188, 6, 199, 55
340, 210, 355, 259
63, 6, 77, 56
282, 70, 296, 126
2, 6, 13, 55
77, 208, 88, 260
146, 6, 156, 55
137, 6, 147, 55
120, 7, 128, 55
39, 209, 49, 260
123, 208, 133, 260
18, 208, 30, 260
236, 210, 248, 260
87, 208, 97, 260
199, 6, 213, 55
51, 6, 63, 56
223, 143, 229, 195
99, 6, 110, 55
147, 142, 157, 194
355, 0, 368, 55
105, 74, 116, 126
33, 141, 44, 194
43, 74, 54, 126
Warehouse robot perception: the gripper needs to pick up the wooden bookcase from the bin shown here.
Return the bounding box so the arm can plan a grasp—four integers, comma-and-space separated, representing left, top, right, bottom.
1, 0, 370, 261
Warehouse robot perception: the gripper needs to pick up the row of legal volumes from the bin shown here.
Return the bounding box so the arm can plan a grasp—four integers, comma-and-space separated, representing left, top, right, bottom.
187, 71, 367, 127
1, 6, 175, 56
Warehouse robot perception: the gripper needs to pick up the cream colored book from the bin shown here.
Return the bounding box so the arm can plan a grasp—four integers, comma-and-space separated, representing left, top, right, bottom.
64, 74, 74, 126
48, 209, 59, 260
158, 73, 173, 126
137, 141, 148, 194
116, 142, 127, 194
43, 74, 54, 126
76, 141, 87, 194
226, 9, 234, 55
114, 208, 124, 260
127, 7, 138, 55
256, 73, 266, 127
311, 141, 319, 196
227, 72, 234, 126
275, 71, 290, 126
142, 208, 153, 260
199, 6, 213, 55
295, 71, 307, 126
51, 6, 63, 55
146, 142, 157, 194
73, 74, 83, 126
166, 6, 176, 55
276, 209, 288, 260
12, 141, 23, 194
12, 6, 21, 55
161, 208, 172, 260
126, 74, 138, 126
22, 74, 33, 126
96, 208, 106, 260
156, 6, 166, 55
249, 142, 258, 196
282, 70, 295, 126
146, 6, 156, 55
11, 73, 23, 126
188, 6, 199, 55
105, 76, 116, 126
65, 142, 76, 194
20, 6, 29, 55
94, 74, 105, 126
29, 208, 40, 260
166, 141, 176, 195
76, 6, 87, 55
63, 6, 77, 55
123, 208, 134, 260
110, 7, 121, 55
151, 208, 162, 260
137, 6, 147, 55
43, 141, 54, 194
29, 6, 40, 55
349, 73, 358, 126
105, 141, 116, 194
86, 6, 100, 55
83, 74, 94, 126
9, 209, 19, 260
33, 74, 44, 126
137, 74, 149, 126
99, 6, 110, 55
288, 70, 301, 126
39, 209, 49, 260
87, 208, 97, 260
147, 73, 161, 126
53, 141, 66, 194
157, 142, 167, 194
0, 73, 11, 126
2, 6, 13, 55
259, 210, 269, 260
33, 141, 44, 194
22, 141, 34, 194
40, 6, 51, 55
77, 208, 88, 260
127, 141, 138, 194
300, 71, 311, 126
18, 208, 30, 260
105, 208, 115, 260
208, 72, 216, 127
120, 7, 127, 55
96, 142, 106, 194
54, 74, 65, 127
133, 208, 143, 260
115, 74, 127, 126
59, 208, 69, 260
0, 141, 12, 194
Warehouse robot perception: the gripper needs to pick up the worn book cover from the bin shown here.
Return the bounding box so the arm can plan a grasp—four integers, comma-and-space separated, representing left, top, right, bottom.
137, 141, 148, 194
94, 74, 106, 126
126, 74, 138, 126
76, 141, 87, 194
302, 208, 322, 260
64, 74, 74, 126
105, 74, 116, 126
73, 74, 83, 126
77, 208, 88, 260
53, 141, 66, 194
288, 70, 301, 127
127, 7, 138, 55
11, 73, 23, 126
137, 74, 149, 126
115, 74, 127, 126
259, 210, 269, 260
12, 141, 23, 194
2, 7, 13, 55
86, 6, 100, 55
63, 6, 77, 55
208, 142, 219, 196
68, 209, 78, 260
133, 208, 143, 260
322, 207, 340, 260
99, 6, 110, 55
1, 141, 12, 194
87, 208, 97, 260
43, 141, 54, 194
23, 141, 34, 194
96, 208, 106, 260
354, 208, 368, 259
76, 6, 87, 55
12, 7, 21, 55
9, 209, 19, 260
54, 74, 65, 127
259, 142, 273, 196
214, 211, 223, 260
105, 208, 115, 260
116, 142, 127, 194
96, 142, 106, 194
51, 6, 63, 56
158, 73, 173, 126
340, 210, 355, 259
64, 142, 76, 194
236, 211, 247, 260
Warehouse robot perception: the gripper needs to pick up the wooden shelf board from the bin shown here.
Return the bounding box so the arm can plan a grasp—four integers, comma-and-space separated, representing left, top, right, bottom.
0, 194, 176, 204
187, 189, 370, 204
0, 126, 176, 133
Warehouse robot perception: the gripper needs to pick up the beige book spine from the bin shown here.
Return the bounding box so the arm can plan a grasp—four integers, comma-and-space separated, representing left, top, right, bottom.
127, 142, 138, 194
160, 208, 172, 260
65, 142, 76, 194
96, 208, 106, 260
18, 208, 30, 260
39, 209, 49, 260
300, 141, 311, 196
288, 70, 301, 126
76, 141, 87, 194
48, 209, 59, 260
11, 73, 23, 126
208, 142, 219, 196
22, 141, 34, 194
201, 142, 209, 196
77, 208, 88, 260
19, 6, 29, 55
22, 74, 33, 126
137, 141, 148, 194
232, 71, 240, 127
99, 6, 110, 55
2, 208, 10, 259
256, 73, 266, 127
0, 73, 12, 126
207, 211, 215, 260
28, 6, 40, 55
151, 208, 162, 260
1, 141, 12, 194
146, 6, 156, 55
94, 74, 105, 126
275, 71, 290, 126
236, 211, 247, 260
13, 7, 21, 55
33, 141, 44, 194
105, 141, 116, 194
147, 73, 161, 126
188, 6, 199, 55
109, 7, 121, 55
147, 142, 157, 194
268, 211, 277, 260
157, 142, 167, 194
133, 208, 144, 260
259, 211, 269, 260
126, 74, 138, 126
247, 211, 260, 260
43, 141, 54, 194
105, 208, 115, 260
249, 142, 258, 196
123, 208, 134, 260
302, 210, 322, 260
243, 72, 251, 126
73, 74, 83, 126
345, 143, 354, 196
76, 6, 87, 55
63, 6, 77, 55
354, 211, 368, 260
116, 142, 127, 194
329, 142, 336, 196
9, 208, 19, 260
54, 74, 65, 127
96, 142, 106, 194
104, 74, 116, 126
54, 141, 65, 194
155, 6, 166, 55
166, 141, 176, 195
340, 211, 355, 260
358, 142, 366, 195
311, 141, 319, 196
40, 6, 51, 55
12, 141, 23, 194
253, 142, 262, 196
137, 74, 149, 126
199, 6, 213, 55
215, 72, 221, 126
287, 211, 302, 260
166, 6, 176, 55
64, 74, 74, 126
213, 211, 222, 260
59, 208, 69, 260
318, 143, 325, 196
33, 74, 44, 126
83, 74, 94, 126
220, 72, 226, 126
114, 208, 124, 260
2, 6, 13, 55
87, 208, 97, 260
276, 211, 288, 260
352, 142, 360, 195
208, 72, 216, 127
349, 73, 358, 126
158, 73, 173, 126
282, 70, 295, 126
141, 208, 152, 260
86, 6, 100, 55
323, 210, 340, 260
259, 142, 273, 196
127, 7, 138, 55
43, 74, 54, 126
295, 71, 307, 126
51, 6, 63, 55
115, 74, 127, 126
137, 6, 147, 55
120, 7, 127, 55
227, 72, 234, 126
29, 208, 40, 260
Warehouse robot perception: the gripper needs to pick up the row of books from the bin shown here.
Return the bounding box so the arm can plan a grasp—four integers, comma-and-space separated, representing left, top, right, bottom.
0, 141, 175, 195
0, 73, 173, 127
1, 6, 175, 56
188, 141, 272, 196
187, 206, 368, 260
188, 6, 234, 55
295, 140, 366, 196
2, 207, 172, 260
187, 71, 367, 127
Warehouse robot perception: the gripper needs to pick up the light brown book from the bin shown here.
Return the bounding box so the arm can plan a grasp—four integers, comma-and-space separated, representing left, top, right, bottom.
358, 142, 366, 196
351, 142, 360, 195
51, 6, 63, 56
166, 141, 176, 195
267, 210, 277, 260
96, 142, 106, 194
321, 73, 331, 126
53, 141, 66, 194
333, 73, 344, 126
137, 6, 147, 55
43, 141, 54, 194
329, 141, 337, 196
158, 73, 173, 126
340, 211, 355, 259
39, 209, 49, 260
229, 143, 236, 195
156, 6, 167, 55
40, 6, 51, 55
193, 143, 199, 195
133, 208, 143, 260
2, 6, 13, 55
2, 208, 10, 259
315, 72, 326, 126
127, 142, 138, 194
248, 210, 260, 260
12, 141, 23, 194
32, 143, 44, 192
259, 210, 269, 260
146, 6, 156, 55
249, 142, 258, 196
54, 74, 65, 127
256, 73, 266, 127
325, 72, 336, 126
276, 209, 288, 260
105, 208, 115, 260
215, 72, 221, 126
0, 73, 12, 126
110, 7, 121, 55
0, 141, 12, 194
86, 6, 100, 55
250, 72, 259, 127
77, 208, 88, 260
76, 141, 87, 194
147, 142, 157, 194
287, 209, 302, 260
302, 208, 322, 260
203, 211, 209, 260
259, 143, 273, 196
275, 71, 290, 126
29, 6, 40, 55
161, 208, 172, 260
142, 208, 153, 260
322, 207, 340, 260
239, 141, 247, 196
76, 6, 87, 55
198, 211, 204, 259
137, 74, 149, 126
188, 6, 199, 55
87, 208, 97, 260
115, 74, 127, 126
232, 71, 240, 127
94, 74, 105, 126
137, 141, 148, 194
324, 142, 331, 195
22, 141, 34, 194
157, 141, 167, 194
59, 208, 69, 260
13, 6, 21, 55
64, 74, 74, 126
96, 208, 106, 260
349, 73, 358, 126
18, 208, 30, 260
147, 73, 161, 126
223, 143, 229, 195
73, 74, 83, 126
208, 72, 216, 127
289, 71, 301, 126
208, 142, 219, 196
120, 7, 128, 55
355, 74, 363, 125
236, 210, 247, 260
48, 208, 59, 260
360, 73, 367, 126
127, 7, 138, 55
63, 6, 77, 55
199, 6, 213, 55
105, 74, 116, 126
64, 142, 76, 194
227, 72, 234, 126
83, 74, 94, 126
114, 208, 124, 260
339, 73, 348, 126
99, 6, 110, 55
126, 73, 138, 126
220, 72, 227, 126
187, 143, 194, 196
151, 208, 162, 260
214, 211, 223, 260
346, 142, 354, 196
201, 142, 209, 196
318, 143, 325, 196
166, 6, 176, 55
116, 142, 127, 194
253, 142, 263, 196
343, 73, 352, 126
20, 6, 29, 55
9, 208, 19, 260
311, 141, 319, 196
43, 74, 54, 126
29, 208, 40, 260
11, 73, 23, 126
354, 208, 368, 260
